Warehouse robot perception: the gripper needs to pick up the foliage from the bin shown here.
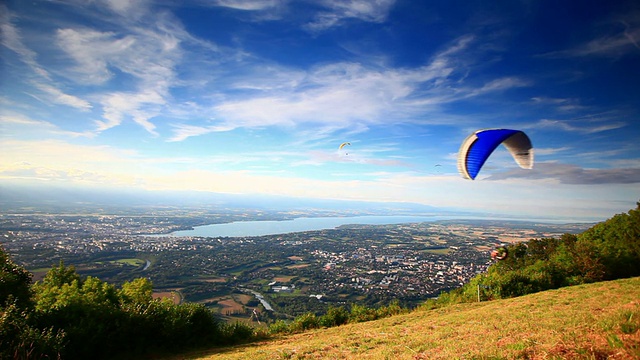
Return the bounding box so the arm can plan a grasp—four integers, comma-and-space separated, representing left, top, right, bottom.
192, 277, 640, 360
427, 201, 640, 306
318, 306, 350, 327
2, 201, 640, 358
0, 248, 258, 360
0, 244, 33, 309
269, 301, 407, 335
0, 302, 65, 360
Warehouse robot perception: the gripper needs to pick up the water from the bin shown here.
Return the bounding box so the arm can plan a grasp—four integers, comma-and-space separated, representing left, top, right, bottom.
153, 214, 563, 238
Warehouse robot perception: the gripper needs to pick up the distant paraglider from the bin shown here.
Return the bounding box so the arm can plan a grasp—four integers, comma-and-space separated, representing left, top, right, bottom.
491, 244, 508, 261
457, 129, 533, 180
339, 142, 351, 155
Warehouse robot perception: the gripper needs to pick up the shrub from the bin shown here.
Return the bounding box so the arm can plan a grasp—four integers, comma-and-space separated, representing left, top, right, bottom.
268, 319, 291, 334
289, 313, 320, 332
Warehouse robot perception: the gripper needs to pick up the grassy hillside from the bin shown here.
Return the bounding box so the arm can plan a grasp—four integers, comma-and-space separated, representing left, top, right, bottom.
176, 277, 640, 359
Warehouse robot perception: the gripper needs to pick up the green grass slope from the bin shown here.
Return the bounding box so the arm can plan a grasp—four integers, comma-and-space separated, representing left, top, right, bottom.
175, 277, 640, 359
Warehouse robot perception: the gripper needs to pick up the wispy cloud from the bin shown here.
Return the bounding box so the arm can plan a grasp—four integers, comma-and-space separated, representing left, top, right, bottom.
488, 162, 640, 184
31, 81, 92, 111
1, 6, 93, 110
168, 123, 236, 142
209, 0, 282, 11
465, 77, 531, 97
530, 97, 588, 113
0, 113, 93, 138
305, 0, 397, 32
0, 5, 51, 79
542, 13, 640, 58
536, 118, 626, 134
52, 5, 190, 134
171, 35, 514, 141
534, 147, 572, 156
103, 0, 151, 19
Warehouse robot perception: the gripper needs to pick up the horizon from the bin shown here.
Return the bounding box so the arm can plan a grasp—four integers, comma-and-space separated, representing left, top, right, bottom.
1, 1, 639, 221
0, 182, 614, 223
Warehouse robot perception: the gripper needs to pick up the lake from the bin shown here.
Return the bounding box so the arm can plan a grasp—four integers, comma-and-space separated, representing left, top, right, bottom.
152, 214, 556, 238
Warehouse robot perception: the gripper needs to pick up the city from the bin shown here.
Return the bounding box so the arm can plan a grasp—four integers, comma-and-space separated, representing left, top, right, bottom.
0, 211, 592, 319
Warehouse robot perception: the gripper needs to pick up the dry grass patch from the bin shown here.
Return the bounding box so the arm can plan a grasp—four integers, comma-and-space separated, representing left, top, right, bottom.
232, 294, 253, 304
216, 298, 244, 314
286, 263, 310, 269
176, 277, 639, 360
152, 291, 181, 305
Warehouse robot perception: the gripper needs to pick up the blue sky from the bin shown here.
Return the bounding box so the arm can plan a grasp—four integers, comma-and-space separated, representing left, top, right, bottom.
1, 0, 639, 221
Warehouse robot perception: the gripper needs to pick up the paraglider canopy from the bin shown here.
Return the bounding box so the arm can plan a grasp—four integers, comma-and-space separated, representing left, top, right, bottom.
339, 142, 351, 155
457, 129, 533, 180
491, 245, 508, 260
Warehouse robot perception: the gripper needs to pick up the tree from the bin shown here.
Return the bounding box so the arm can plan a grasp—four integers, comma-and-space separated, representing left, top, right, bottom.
0, 245, 32, 309
0, 246, 65, 359
120, 277, 153, 305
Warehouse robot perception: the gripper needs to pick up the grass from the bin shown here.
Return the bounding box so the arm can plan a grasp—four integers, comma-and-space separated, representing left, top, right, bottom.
112, 258, 146, 266
172, 277, 640, 359
423, 248, 452, 255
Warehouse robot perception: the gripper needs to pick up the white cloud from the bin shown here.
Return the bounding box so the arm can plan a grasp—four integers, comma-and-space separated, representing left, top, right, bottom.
536, 118, 626, 134
530, 97, 588, 113
98, 91, 164, 134
211, 0, 282, 11
0, 6, 51, 79
0, 137, 634, 220
488, 162, 640, 184
55, 28, 127, 85
104, 0, 150, 18
1, 6, 96, 111
32, 82, 92, 111
542, 13, 640, 59
474, 77, 531, 93
558, 28, 640, 58
168, 123, 236, 142
306, 0, 397, 31
168, 34, 523, 140
534, 147, 571, 156
0, 139, 146, 186
53, 9, 188, 134
0, 112, 94, 138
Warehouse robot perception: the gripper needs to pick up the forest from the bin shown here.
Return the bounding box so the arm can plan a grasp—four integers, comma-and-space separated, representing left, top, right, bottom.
1, 202, 639, 359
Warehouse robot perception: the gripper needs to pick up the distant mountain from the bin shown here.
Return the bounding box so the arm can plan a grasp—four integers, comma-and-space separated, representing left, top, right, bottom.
0, 181, 457, 216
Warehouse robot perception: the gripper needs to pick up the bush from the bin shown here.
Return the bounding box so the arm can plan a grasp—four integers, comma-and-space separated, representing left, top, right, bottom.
220, 322, 256, 344
0, 302, 65, 360
268, 319, 291, 334
289, 313, 320, 332
349, 304, 378, 323
319, 306, 349, 327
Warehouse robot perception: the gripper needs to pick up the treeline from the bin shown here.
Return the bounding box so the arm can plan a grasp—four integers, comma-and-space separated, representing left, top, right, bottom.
0, 256, 259, 360
0, 248, 409, 359
432, 201, 640, 306
268, 301, 407, 334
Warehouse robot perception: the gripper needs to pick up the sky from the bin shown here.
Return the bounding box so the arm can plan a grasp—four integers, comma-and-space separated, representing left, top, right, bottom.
1, 0, 640, 221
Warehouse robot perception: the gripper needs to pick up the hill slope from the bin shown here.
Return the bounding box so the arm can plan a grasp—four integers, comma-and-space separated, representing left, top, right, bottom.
178, 277, 640, 359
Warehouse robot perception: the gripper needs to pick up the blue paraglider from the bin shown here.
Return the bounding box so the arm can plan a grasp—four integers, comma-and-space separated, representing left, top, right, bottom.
457, 129, 533, 180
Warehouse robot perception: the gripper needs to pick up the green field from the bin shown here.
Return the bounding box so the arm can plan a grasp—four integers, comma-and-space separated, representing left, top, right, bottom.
422, 248, 452, 255
112, 258, 146, 266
